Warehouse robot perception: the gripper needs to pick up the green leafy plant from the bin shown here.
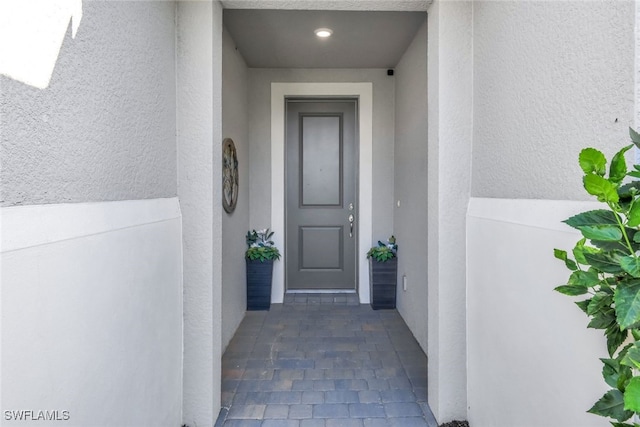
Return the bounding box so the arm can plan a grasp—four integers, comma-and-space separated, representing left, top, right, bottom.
555, 128, 640, 425
246, 228, 281, 262
367, 236, 397, 262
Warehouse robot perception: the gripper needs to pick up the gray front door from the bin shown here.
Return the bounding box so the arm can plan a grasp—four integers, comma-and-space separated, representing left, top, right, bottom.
285, 99, 357, 290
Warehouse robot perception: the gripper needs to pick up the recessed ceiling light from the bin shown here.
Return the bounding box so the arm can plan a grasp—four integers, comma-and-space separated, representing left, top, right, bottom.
314, 28, 333, 38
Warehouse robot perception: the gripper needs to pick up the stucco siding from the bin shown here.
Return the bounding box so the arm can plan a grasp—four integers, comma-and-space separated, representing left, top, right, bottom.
393, 17, 428, 352
177, 1, 223, 425
0, 1, 177, 206
222, 26, 250, 351
472, 1, 635, 200
427, 0, 473, 422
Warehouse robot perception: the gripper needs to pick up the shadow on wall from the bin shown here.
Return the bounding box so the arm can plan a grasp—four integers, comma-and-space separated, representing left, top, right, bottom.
0, 0, 83, 89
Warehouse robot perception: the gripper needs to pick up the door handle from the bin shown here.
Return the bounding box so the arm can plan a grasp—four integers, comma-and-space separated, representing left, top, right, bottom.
348, 214, 354, 238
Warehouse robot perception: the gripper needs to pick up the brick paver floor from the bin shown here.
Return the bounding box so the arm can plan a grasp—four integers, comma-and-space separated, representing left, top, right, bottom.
215, 293, 438, 427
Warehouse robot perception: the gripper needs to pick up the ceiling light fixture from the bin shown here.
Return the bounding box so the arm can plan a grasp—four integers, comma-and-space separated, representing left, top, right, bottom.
314, 28, 333, 38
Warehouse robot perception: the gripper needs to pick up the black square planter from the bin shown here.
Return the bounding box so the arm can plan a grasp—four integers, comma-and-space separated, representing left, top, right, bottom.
246, 259, 274, 311
369, 258, 397, 310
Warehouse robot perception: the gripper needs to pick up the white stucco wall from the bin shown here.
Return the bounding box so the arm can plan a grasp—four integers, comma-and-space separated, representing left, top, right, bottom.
222, 26, 249, 350
1, 199, 183, 427
248, 68, 395, 249
467, 198, 608, 427
427, 0, 472, 423
177, 1, 223, 425
0, 1, 177, 207
464, 2, 637, 425
394, 17, 428, 352
472, 0, 635, 200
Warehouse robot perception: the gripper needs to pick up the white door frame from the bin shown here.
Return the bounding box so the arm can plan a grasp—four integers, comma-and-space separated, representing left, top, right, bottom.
271, 82, 373, 304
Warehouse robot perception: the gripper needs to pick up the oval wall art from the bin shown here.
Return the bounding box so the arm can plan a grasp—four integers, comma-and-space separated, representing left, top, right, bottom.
222, 138, 239, 214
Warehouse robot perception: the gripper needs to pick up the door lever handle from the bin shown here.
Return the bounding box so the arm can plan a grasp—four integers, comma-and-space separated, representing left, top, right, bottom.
348, 214, 354, 238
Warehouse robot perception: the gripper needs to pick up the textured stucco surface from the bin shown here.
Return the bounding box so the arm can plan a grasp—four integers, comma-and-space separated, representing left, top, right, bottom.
0, 1, 177, 206
393, 17, 428, 352
472, 1, 635, 200
222, 26, 250, 351
248, 69, 395, 241
427, 0, 472, 423
177, 2, 223, 425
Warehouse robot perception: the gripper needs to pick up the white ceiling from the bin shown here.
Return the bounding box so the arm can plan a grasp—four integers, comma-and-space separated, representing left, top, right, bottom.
220, 1, 430, 12
222, 7, 428, 69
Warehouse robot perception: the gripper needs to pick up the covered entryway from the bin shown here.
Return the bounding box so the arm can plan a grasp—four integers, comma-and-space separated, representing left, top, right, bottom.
221, 4, 434, 424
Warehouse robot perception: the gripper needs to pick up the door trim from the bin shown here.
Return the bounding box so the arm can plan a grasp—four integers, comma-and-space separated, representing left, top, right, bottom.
271, 83, 373, 304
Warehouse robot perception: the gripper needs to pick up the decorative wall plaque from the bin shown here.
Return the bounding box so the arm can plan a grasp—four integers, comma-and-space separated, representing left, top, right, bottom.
222, 138, 239, 213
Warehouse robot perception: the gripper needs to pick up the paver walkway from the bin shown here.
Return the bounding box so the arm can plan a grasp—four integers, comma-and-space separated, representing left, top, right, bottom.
216, 293, 438, 427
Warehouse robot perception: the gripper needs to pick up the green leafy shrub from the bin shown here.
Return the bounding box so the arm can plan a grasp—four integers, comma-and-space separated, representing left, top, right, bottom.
246, 228, 281, 262
555, 128, 640, 425
367, 236, 397, 262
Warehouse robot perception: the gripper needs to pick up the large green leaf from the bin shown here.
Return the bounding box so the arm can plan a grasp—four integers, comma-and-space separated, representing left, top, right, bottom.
630, 127, 640, 149
585, 252, 624, 274
615, 281, 640, 329
584, 174, 620, 203
588, 389, 633, 421
580, 148, 607, 176
564, 210, 621, 228
610, 145, 633, 184
624, 377, 640, 412
580, 226, 623, 242
621, 256, 640, 278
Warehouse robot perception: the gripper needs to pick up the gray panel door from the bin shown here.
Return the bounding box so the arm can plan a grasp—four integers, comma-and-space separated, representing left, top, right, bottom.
286, 99, 357, 290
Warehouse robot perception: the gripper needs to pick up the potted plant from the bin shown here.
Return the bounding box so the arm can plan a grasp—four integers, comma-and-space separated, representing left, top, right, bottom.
367, 236, 398, 310
246, 228, 280, 311
554, 128, 640, 424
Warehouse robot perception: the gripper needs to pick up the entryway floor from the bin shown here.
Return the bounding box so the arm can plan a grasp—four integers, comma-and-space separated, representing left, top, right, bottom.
215, 293, 438, 427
